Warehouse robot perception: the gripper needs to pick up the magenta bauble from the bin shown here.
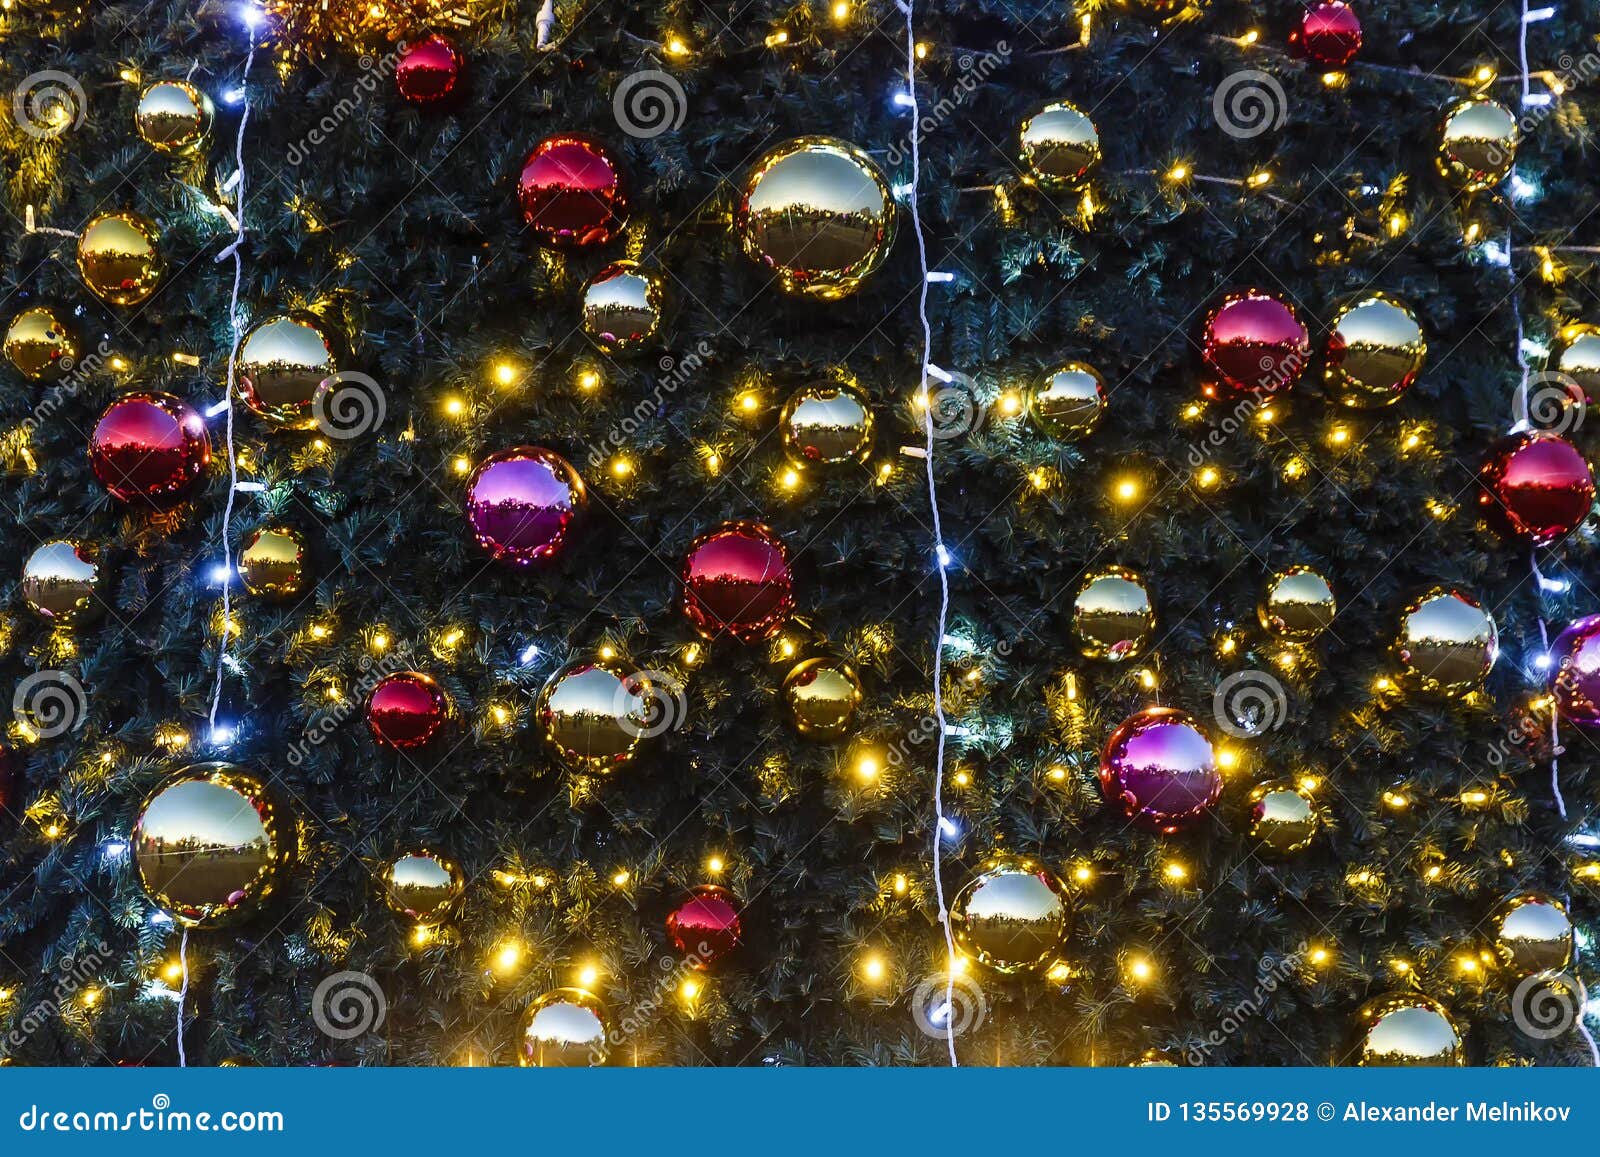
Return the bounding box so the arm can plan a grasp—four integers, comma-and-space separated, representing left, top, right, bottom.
1099, 707, 1222, 833
465, 447, 586, 566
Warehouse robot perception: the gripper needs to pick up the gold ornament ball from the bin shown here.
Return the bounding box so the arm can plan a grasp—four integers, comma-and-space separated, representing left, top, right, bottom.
238, 525, 308, 598
1259, 565, 1336, 640
1324, 293, 1426, 408
1551, 323, 1600, 405
1436, 98, 1518, 191
538, 660, 655, 773
4, 306, 78, 381
21, 540, 102, 625
132, 763, 292, 928
950, 856, 1070, 974
1130, 1048, 1181, 1067
1019, 101, 1101, 192
781, 657, 862, 741
1072, 567, 1155, 662
735, 136, 897, 300
1029, 362, 1106, 440
1397, 586, 1498, 694
519, 987, 609, 1066
781, 381, 874, 466
76, 212, 164, 307
580, 261, 663, 352
135, 80, 214, 154
1247, 779, 1320, 854
382, 850, 464, 921
1353, 993, 1464, 1066
238, 314, 337, 429
1488, 893, 1573, 976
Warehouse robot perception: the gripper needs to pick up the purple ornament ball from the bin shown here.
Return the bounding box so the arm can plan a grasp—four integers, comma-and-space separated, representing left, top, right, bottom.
1551, 615, 1600, 727
464, 446, 586, 566
1099, 706, 1222, 833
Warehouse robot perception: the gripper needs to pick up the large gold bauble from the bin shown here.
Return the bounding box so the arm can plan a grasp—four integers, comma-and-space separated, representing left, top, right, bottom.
4, 306, 78, 381
1488, 893, 1573, 976
537, 660, 652, 773
132, 763, 292, 928
1019, 101, 1101, 192
382, 850, 464, 921
1396, 587, 1498, 694
1324, 293, 1426, 408
1551, 323, 1600, 405
1436, 98, 1517, 191
238, 525, 308, 598
780, 381, 874, 466
238, 315, 337, 429
580, 261, 663, 352
735, 137, 896, 300
1072, 567, 1155, 662
1353, 993, 1465, 1066
21, 540, 102, 625
76, 212, 164, 307
1029, 362, 1106, 439
950, 856, 1070, 974
519, 987, 609, 1066
134, 80, 214, 154
1246, 779, 1320, 854
1259, 565, 1336, 640
780, 657, 862, 741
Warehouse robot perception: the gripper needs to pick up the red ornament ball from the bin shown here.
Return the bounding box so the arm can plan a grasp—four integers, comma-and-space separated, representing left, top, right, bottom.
395, 34, 463, 104
367, 672, 451, 750
666, 884, 743, 969
517, 135, 627, 248
1199, 290, 1311, 399
465, 446, 587, 566
1289, 1, 1362, 70
1552, 616, 1600, 728
681, 521, 796, 644
1477, 431, 1595, 546
1099, 707, 1222, 834
89, 392, 210, 507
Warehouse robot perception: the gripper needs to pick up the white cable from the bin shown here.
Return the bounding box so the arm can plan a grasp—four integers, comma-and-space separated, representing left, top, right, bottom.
176, 927, 190, 1067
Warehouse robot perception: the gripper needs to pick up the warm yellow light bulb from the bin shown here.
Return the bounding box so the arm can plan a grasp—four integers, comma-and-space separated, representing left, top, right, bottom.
706, 855, 724, 874
856, 755, 880, 781
443, 396, 465, 417
611, 869, 630, 886
493, 362, 516, 386
1163, 862, 1188, 882
494, 942, 523, 971
611, 457, 633, 478
577, 370, 601, 391
579, 965, 599, 987
1114, 477, 1140, 502
832, 0, 850, 20
861, 954, 885, 982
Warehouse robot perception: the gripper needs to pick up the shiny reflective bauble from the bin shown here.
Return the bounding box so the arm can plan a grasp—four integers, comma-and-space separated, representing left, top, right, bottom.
780, 657, 862, 741
519, 988, 609, 1067
1072, 567, 1154, 662
21, 540, 101, 625
216, 1057, 259, 1067
89, 392, 210, 507
382, 850, 464, 921
537, 660, 649, 773
681, 521, 795, 644
1029, 363, 1106, 440
1200, 290, 1311, 398
1288, 0, 1362, 69
238, 525, 308, 598
1247, 779, 1320, 854
77, 212, 164, 306
1130, 1049, 1182, 1067
237, 315, 336, 430
580, 261, 662, 352
4, 306, 78, 381
366, 672, 451, 750
1353, 993, 1464, 1066
1324, 293, 1425, 408
517, 134, 627, 248
1436, 98, 1518, 191
1551, 323, 1600, 404
1477, 431, 1595, 547
1488, 893, 1573, 976
1018, 101, 1101, 191
464, 447, 586, 566
1550, 615, 1600, 727
780, 382, 874, 465
950, 857, 1070, 974
735, 137, 896, 300
1397, 587, 1498, 694
1259, 565, 1336, 640
134, 80, 213, 153
132, 763, 291, 928
1099, 707, 1223, 834
666, 884, 743, 968
395, 34, 463, 104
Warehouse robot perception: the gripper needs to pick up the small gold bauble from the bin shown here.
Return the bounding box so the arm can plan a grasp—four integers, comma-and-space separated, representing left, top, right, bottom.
238, 315, 337, 429
1072, 567, 1155, 662
1397, 586, 1498, 694
1436, 98, 1518, 191
1247, 779, 1320, 854
238, 525, 308, 598
1324, 293, 1426, 408
21, 540, 102, 625
781, 657, 862, 741
1019, 101, 1101, 192
780, 382, 874, 466
950, 856, 1070, 974
382, 850, 464, 921
1488, 892, 1573, 976
216, 1057, 259, 1066
4, 306, 78, 381
1259, 565, 1336, 640
519, 987, 609, 1066
76, 212, 164, 307
1551, 322, 1600, 405
580, 261, 663, 352
135, 79, 214, 154
1354, 993, 1465, 1066
1130, 1048, 1181, 1067
1029, 362, 1106, 439
537, 660, 652, 773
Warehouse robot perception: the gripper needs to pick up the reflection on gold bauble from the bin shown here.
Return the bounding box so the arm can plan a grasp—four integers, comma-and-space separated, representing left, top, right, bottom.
21, 540, 101, 625
1488, 893, 1573, 976
135, 80, 213, 154
77, 212, 164, 307
735, 137, 896, 299
1019, 101, 1101, 191
238, 525, 308, 598
1551, 323, 1600, 405
580, 261, 663, 352
1259, 565, 1336, 640
238, 315, 337, 429
781, 657, 862, 741
1324, 293, 1426, 408
132, 763, 292, 928
5, 306, 78, 381
1029, 362, 1106, 439
1072, 567, 1154, 662
382, 850, 464, 921
1397, 586, 1498, 694
781, 381, 874, 466
950, 856, 1070, 974
216, 1057, 259, 1067
1130, 1048, 1181, 1067
1353, 993, 1464, 1066
1436, 98, 1517, 191
1247, 779, 1320, 854
519, 987, 609, 1066
537, 660, 653, 773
